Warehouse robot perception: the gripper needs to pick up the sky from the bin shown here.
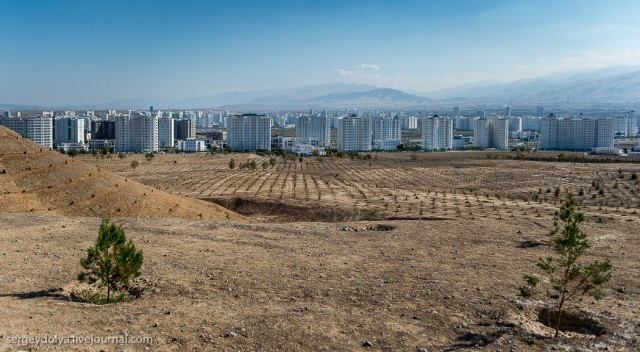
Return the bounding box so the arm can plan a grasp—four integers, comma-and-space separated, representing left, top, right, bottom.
2, 0, 640, 106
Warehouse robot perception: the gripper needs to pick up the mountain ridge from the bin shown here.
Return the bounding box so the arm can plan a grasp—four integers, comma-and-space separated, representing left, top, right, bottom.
2, 66, 640, 109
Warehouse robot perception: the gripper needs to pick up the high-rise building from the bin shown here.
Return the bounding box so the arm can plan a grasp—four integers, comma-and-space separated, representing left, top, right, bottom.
174, 119, 196, 140
115, 115, 130, 152
422, 115, 453, 150
1, 116, 54, 149
506, 106, 511, 117
612, 116, 636, 137
338, 114, 372, 151
0, 116, 27, 136
226, 114, 272, 151
372, 115, 401, 150
540, 115, 614, 150
474, 118, 508, 149
115, 114, 158, 152
453, 116, 478, 131
507, 116, 522, 133
477, 110, 486, 119
296, 115, 331, 147
522, 116, 542, 131
453, 106, 460, 118
25, 117, 53, 148
158, 117, 175, 148
53, 116, 85, 147
402, 115, 418, 129
536, 106, 544, 118
91, 121, 116, 140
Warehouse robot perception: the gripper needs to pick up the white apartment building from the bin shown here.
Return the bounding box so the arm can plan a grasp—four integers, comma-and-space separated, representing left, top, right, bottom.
0, 116, 27, 136
158, 117, 175, 148
296, 115, 331, 147
474, 118, 508, 149
177, 139, 207, 152
53, 116, 85, 148
372, 115, 401, 150
115, 115, 131, 152
422, 115, 453, 150
508, 116, 522, 133
540, 115, 614, 151
402, 115, 417, 129
522, 116, 542, 131
115, 114, 158, 152
613, 116, 636, 137
271, 136, 296, 151
26, 117, 53, 149
338, 115, 372, 152
226, 114, 271, 151
453, 116, 478, 131
0, 116, 53, 148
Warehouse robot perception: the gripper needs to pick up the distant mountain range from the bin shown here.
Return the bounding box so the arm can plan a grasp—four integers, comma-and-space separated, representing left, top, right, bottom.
425, 65, 640, 104
2, 66, 640, 110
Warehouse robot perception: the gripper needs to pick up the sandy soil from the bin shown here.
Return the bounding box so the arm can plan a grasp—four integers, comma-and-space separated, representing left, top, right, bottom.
0, 213, 638, 351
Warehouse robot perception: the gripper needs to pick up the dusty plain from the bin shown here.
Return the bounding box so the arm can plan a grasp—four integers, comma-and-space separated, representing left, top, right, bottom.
1, 138, 639, 351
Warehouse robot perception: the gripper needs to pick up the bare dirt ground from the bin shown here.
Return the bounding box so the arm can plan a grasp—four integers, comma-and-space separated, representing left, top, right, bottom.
81, 151, 640, 224
1, 140, 639, 351
1, 213, 638, 351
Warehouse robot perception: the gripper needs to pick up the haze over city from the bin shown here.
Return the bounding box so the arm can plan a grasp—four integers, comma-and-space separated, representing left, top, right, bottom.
2, 0, 640, 106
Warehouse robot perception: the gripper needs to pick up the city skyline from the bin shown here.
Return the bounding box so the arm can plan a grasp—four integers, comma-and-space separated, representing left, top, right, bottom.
2, 0, 640, 106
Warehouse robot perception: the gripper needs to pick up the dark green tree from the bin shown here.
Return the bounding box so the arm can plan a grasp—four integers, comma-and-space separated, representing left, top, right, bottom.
78, 219, 144, 303
520, 196, 612, 338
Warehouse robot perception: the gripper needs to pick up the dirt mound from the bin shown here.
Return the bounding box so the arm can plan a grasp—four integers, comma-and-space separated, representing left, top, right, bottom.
0, 126, 242, 221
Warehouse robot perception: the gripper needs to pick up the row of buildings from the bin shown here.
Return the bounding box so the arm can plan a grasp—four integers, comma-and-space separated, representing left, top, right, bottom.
0, 112, 203, 152
0, 109, 620, 154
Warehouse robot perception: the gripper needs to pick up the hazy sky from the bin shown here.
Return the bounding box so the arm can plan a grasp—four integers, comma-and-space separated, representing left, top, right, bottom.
2, 0, 640, 105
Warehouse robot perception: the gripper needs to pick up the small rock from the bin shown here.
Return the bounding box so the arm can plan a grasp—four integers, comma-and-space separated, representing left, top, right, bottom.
165, 310, 172, 315
362, 340, 373, 348
412, 315, 420, 320
416, 348, 428, 352
152, 322, 159, 328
